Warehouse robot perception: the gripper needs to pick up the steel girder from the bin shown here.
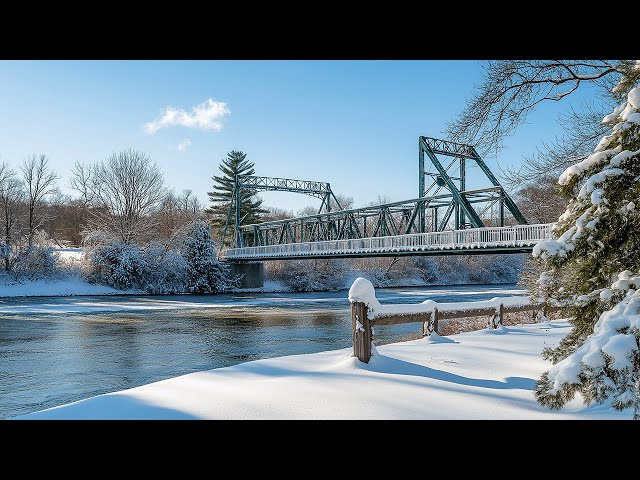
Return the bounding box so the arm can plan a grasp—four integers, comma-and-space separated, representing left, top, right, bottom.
236, 175, 336, 202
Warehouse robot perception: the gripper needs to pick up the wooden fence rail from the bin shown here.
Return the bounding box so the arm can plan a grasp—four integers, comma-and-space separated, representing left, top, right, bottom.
350, 298, 558, 363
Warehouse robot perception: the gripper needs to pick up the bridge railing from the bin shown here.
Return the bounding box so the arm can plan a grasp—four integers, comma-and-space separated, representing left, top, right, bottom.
223, 223, 554, 260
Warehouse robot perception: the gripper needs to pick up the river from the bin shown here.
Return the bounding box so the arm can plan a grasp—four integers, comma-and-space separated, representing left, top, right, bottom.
0, 284, 525, 419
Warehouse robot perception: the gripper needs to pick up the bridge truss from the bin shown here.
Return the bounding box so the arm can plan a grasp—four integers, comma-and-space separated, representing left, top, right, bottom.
222, 137, 527, 250
417, 136, 526, 231
222, 174, 343, 247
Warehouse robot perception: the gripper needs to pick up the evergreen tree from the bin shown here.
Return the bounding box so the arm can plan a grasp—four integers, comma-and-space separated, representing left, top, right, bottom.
206, 151, 266, 230
532, 79, 640, 418
181, 221, 233, 293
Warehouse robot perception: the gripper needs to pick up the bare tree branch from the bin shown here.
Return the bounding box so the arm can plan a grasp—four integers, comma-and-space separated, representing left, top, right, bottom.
445, 60, 630, 158
498, 100, 612, 189
69, 161, 97, 207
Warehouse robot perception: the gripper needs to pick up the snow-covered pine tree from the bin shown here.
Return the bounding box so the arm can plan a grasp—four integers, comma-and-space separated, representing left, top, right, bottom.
532, 81, 640, 418
181, 221, 233, 293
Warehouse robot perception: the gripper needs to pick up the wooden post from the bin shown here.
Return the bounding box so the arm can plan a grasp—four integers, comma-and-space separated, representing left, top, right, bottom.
424, 308, 439, 336
433, 308, 439, 335
490, 303, 504, 329
351, 301, 372, 363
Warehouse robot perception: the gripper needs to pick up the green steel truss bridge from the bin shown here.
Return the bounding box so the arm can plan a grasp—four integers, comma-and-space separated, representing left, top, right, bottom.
220, 137, 553, 261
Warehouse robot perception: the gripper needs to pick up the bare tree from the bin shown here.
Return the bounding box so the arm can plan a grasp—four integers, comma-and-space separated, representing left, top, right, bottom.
329, 194, 354, 211
366, 194, 392, 207
155, 189, 203, 241
178, 189, 202, 216
42, 192, 88, 247
69, 161, 97, 208
446, 60, 640, 186
511, 176, 567, 224
297, 194, 354, 217
87, 149, 165, 244
262, 206, 294, 222
20, 154, 59, 247
0, 162, 24, 271
296, 205, 320, 217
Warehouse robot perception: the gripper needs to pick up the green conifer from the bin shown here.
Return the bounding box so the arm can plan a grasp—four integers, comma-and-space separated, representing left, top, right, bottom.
533, 79, 640, 418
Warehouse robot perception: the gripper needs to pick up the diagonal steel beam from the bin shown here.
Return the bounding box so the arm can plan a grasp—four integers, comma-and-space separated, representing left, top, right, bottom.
467, 146, 527, 224
420, 137, 484, 228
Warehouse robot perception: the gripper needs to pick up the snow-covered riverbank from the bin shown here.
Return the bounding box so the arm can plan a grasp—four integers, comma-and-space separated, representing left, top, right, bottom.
0, 275, 136, 297
0, 274, 520, 298
19, 319, 625, 419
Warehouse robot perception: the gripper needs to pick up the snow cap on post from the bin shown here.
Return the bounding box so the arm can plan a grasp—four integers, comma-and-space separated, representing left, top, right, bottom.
348, 277, 381, 309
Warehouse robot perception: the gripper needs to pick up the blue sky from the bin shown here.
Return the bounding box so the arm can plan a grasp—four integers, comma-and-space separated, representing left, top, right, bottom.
0, 60, 595, 213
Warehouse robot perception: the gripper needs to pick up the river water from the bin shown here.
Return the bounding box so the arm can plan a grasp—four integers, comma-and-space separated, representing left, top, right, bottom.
0, 284, 525, 419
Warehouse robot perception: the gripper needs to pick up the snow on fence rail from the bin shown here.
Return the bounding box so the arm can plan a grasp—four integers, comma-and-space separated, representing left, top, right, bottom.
223, 223, 554, 260
348, 277, 558, 363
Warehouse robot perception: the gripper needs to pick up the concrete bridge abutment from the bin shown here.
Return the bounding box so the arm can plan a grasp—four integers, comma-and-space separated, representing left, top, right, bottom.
229, 262, 265, 288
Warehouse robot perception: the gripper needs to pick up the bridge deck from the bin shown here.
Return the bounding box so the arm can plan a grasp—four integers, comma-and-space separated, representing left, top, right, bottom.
222, 223, 553, 261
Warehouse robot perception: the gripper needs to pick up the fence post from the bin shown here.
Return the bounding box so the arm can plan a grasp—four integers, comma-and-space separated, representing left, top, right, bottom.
424, 308, 439, 336
433, 308, 439, 335
490, 303, 504, 329
542, 305, 548, 320
351, 301, 372, 363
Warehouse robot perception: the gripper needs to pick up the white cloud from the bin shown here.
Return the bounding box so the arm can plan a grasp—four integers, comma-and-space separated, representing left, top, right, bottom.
144, 98, 230, 134
177, 138, 192, 152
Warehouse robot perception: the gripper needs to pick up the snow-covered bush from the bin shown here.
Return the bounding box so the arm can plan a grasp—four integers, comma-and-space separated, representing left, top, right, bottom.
85, 242, 148, 290
180, 221, 235, 293
431, 256, 470, 284
140, 242, 188, 294
12, 245, 59, 280
364, 266, 394, 288
465, 255, 524, 284
84, 221, 235, 293
270, 258, 346, 292
413, 256, 440, 283
86, 241, 190, 293
533, 83, 640, 418
265, 254, 523, 291
0, 242, 13, 272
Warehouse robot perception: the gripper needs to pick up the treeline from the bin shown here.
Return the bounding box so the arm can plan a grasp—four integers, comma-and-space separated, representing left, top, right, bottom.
0, 149, 235, 293
1, 152, 205, 250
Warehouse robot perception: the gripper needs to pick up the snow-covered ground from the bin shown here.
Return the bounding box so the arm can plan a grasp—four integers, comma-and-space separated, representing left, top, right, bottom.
18, 319, 626, 419
0, 248, 139, 297
54, 248, 83, 262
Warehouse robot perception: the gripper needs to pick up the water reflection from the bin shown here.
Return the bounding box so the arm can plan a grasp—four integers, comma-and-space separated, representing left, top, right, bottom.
0, 284, 524, 419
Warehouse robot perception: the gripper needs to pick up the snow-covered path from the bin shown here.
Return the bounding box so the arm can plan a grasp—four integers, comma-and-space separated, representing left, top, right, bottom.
19, 320, 625, 419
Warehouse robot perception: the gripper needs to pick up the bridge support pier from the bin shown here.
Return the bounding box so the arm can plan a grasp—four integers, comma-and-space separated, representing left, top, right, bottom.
229, 262, 264, 288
